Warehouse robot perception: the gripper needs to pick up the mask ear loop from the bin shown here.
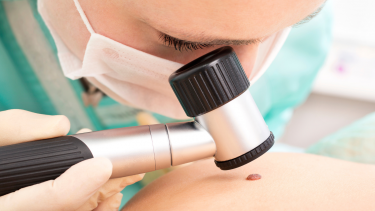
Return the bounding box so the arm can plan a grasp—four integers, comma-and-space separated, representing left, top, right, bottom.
249, 27, 291, 84
73, 0, 95, 34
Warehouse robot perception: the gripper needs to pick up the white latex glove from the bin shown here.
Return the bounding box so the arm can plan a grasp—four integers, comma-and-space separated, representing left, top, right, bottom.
0, 110, 143, 211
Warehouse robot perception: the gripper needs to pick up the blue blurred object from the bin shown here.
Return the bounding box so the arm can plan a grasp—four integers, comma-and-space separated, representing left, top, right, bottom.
307, 112, 375, 164
250, 1, 333, 138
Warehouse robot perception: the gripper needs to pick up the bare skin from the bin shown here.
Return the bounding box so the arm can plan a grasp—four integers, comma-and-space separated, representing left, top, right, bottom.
124, 153, 375, 211
42, 0, 325, 78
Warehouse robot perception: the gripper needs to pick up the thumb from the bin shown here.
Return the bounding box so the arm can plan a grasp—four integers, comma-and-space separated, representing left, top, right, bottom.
0, 157, 112, 211
0, 109, 70, 147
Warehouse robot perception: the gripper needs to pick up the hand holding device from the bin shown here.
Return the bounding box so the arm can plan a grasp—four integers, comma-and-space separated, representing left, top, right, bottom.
0, 110, 142, 210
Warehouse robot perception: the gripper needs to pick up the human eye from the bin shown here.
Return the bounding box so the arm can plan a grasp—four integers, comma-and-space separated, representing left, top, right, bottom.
159, 33, 214, 52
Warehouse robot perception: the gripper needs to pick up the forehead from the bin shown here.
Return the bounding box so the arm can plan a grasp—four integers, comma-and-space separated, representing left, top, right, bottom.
125, 0, 325, 41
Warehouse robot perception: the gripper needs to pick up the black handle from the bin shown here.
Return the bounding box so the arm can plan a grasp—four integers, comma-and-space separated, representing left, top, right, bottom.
0, 136, 93, 196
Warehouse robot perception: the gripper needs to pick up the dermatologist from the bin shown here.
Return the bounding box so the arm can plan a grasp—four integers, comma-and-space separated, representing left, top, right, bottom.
0, 0, 326, 210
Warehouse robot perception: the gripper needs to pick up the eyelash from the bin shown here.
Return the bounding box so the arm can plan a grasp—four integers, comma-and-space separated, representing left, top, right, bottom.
159, 33, 214, 51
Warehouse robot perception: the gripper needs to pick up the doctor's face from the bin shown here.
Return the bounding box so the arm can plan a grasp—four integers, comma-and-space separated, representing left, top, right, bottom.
43, 0, 325, 77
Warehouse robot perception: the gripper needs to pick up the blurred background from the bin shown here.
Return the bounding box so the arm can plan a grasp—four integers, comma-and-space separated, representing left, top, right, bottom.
278, 0, 375, 148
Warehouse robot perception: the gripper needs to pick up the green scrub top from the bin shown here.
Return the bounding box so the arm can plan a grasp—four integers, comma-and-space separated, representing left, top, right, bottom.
0, 0, 333, 209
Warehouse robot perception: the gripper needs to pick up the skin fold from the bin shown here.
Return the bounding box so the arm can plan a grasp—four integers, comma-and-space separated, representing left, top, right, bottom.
123, 153, 375, 211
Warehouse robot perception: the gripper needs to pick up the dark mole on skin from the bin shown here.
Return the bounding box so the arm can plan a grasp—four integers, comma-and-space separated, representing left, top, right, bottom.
246, 174, 262, 180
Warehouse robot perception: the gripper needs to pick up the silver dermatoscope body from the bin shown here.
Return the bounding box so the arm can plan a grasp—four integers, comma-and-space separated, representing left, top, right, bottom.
0, 47, 274, 196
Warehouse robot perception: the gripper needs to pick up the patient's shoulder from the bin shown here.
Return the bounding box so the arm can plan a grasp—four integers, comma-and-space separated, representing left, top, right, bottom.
124, 153, 375, 211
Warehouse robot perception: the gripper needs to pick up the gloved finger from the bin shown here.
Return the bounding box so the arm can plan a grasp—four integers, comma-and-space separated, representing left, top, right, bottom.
0, 109, 70, 146
76, 128, 92, 134
136, 112, 159, 125
76, 174, 144, 211
0, 157, 112, 211
93, 193, 123, 211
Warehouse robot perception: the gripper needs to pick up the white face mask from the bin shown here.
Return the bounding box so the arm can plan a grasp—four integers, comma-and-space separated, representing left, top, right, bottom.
38, 0, 290, 119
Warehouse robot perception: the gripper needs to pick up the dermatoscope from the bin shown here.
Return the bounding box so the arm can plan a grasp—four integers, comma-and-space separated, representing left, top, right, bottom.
0, 46, 274, 196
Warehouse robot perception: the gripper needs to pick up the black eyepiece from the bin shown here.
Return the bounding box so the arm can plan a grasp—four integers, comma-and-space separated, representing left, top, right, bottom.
169, 46, 250, 117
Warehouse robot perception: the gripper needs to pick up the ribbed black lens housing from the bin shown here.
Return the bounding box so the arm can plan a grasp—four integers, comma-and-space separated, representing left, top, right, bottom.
169, 46, 250, 117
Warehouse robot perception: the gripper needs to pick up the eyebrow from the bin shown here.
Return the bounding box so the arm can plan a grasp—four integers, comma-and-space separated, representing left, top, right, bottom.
293, 1, 326, 27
